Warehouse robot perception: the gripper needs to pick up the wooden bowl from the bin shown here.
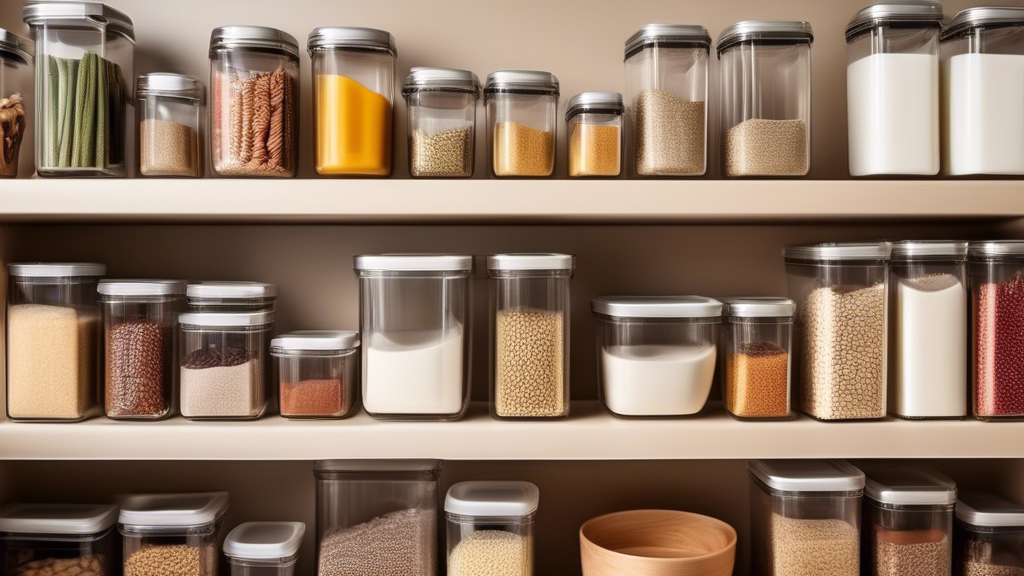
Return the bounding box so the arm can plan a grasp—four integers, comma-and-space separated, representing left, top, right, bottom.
580, 509, 737, 576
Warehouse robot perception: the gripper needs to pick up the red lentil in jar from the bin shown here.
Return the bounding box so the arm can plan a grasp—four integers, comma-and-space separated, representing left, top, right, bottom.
271, 330, 359, 419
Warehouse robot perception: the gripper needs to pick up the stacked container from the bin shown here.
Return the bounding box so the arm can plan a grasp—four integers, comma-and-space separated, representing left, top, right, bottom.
445, 481, 539, 576
565, 92, 623, 178
224, 522, 305, 576
403, 67, 479, 178
0, 503, 119, 576
271, 330, 359, 419
955, 492, 1024, 575
722, 297, 795, 420
136, 73, 204, 177
118, 492, 227, 576
0, 28, 32, 178
187, 281, 277, 311
485, 70, 559, 177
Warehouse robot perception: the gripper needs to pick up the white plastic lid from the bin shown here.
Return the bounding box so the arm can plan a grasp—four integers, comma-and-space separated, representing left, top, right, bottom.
592, 296, 723, 319
723, 297, 796, 318
9, 263, 106, 277
445, 481, 540, 517
223, 522, 305, 560
271, 330, 359, 352
187, 281, 277, 300
749, 460, 865, 493
0, 504, 118, 535
956, 492, 1024, 527
98, 279, 187, 296
863, 465, 957, 506
118, 492, 228, 529
179, 310, 274, 328
486, 253, 575, 271
354, 254, 473, 272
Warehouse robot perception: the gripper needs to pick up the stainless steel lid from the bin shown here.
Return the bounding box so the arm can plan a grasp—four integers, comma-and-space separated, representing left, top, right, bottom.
592, 296, 723, 319
355, 254, 474, 272
956, 491, 1024, 527
484, 70, 559, 95
179, 310, 275, 328
8, 262, 106, 277
891, 240, 968, 260
723, 297, 796, 318
315, 459, 442, 473
565, 92, 624, 121
968, 241, 1024, 259
402, 67, 479, 95
846, 1, 944, 41
625, 24, 711, 59
944, 7, 1024, 40
717, 20, 814, 54
784, 242, 892, 262
0, 28, 32, 63
187, 282, 277, 300
487, 253, 575, 271
136, 73, 204, 102
863, 465, 957, 506
98, 279, 187, 297
210, 26, 299, 59
271, 330, 359, 352
23, 2, 135, 42
307, 27, 395, 56
749, 460, 865, 493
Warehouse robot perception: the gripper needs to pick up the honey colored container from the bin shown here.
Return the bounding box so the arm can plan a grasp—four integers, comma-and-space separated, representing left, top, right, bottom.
723, 297, 795, 420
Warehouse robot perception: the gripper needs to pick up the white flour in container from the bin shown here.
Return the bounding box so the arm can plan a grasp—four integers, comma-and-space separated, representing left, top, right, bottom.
364, 328, 464, 415
945, 53, 1024, 175
600, 344, 716, 416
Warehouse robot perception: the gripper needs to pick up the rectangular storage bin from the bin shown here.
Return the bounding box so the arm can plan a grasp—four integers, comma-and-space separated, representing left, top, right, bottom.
403, 67, 478, 178
136, 73, 204, 177
955, 492, 1024, 576
565, 92, 623, 177
0, 503, 119, 576
0, 28, 32, 178
186, 282, 277, 311
722, 297, 795, 420
271, 330, 359, 419
224, 522, 304, 576
119, 492, 227, 576
485, 71, 558, 177
445, 481, 538, 576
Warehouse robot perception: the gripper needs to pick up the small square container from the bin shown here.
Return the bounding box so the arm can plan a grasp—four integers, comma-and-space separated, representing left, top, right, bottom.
0, 28, 32, 178
224, 522, 305, 576
136, 73, 204, 177
0, 503, 119, 576
186, 282, 277, 311
271, 330, 359, 419
749, 460, 864, 576
955, 492, 1024, 575
565, 92, 623, 178
445, 481, 539, 576
485, 71, 559, 177
592, 296, 722, 418
722, 297, 796, 420
403, 67, 479, 178
119, 492, 227, 576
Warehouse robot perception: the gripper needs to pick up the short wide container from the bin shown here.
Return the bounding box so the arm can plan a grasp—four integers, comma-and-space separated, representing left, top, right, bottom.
723, 297, 795, 420
955, 492, 1024, 575
119, 492, 227, 576
136, 73, 204, 177
403, 67, 479, 178
445, 481, 538, 576
0, 28, 32, 178
485, 71, 559, 177
272, 330, 359, 419
0, 503, 119, 576
224, 522, 305, 576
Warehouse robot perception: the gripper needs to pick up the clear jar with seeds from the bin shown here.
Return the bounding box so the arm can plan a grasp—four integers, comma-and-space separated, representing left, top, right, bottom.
119, 492, 226, 576
955, 492, 1024, 576
136, 74, 204, 177
445, 481, 538, 576
722, 297, 795, 420
224, 522, 304, 576
0, 28, 33, 179
403, 68, 479, 178
271, 330, 359, 419
485, 71, 558, 177
0, 503, 119, 576
565, 92, 623, 178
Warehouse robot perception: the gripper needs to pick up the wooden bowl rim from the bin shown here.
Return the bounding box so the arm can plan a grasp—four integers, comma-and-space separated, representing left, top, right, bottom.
579, 509, 738, 563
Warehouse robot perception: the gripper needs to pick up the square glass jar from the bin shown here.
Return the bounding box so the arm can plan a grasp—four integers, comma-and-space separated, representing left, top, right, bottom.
0, 29, 33, 178
955, 492, 1024, 575
119, 492, 227, 576
445, 481, 538, 576
485, 70, 558, 177
722, 297, 795, 420
136, 73, 204, 177
0, 503, 119, 576
224, 522, 305, 576
565, 92, 623, 178
271, 330, 359, 419
403, 67, 478, 178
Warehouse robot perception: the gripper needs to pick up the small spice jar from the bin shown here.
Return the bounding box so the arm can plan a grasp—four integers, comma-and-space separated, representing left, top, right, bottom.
749, 460, 864, 576
178, 310, 274, 420
315, 460, 440, 576
625, 24, 710, 177
0, 503, 119, 576
309, 27, 396, 177
23, 1, 134, 177
942, 8, 1024, 176
403, 67, 479, 178
722, 297, 795, 420
186, 281, 277, 311
487, 254, 574, 420
565, 92, 623, 178
119, 492, 227, 576
271, 330, 359, 419
847, 2, 943, 177
6, 262, 105, 422
445, 481, 538, 576
485, 70, 559, 177
784, 242, 891, 421
592, 296, 722, 418
954, 492, 1024, 575
0, 28, 32, 178
718, 21, 813, 177
98, 279, 187, 420
224, 522, 305, 576
136, 73, 204, 177
209, 26, 298, 177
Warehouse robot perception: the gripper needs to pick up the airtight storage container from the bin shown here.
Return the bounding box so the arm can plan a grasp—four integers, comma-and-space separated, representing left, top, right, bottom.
272, 330, 359, 419
136, 73, 204, 177
718, 21, 813, 177
723, 297, 795, 420
99, 279, 187, 420
592, 296, 722, 417
224, 522, 305, 576
209, 26, 298, 177
847, 1, 943, 177
315, 460, 440, 576
0, 28, 32, 178
485, 70, 559, 177
119, 492, 227, 576
186, 282, 277, 311
403, 67, 479, 178
784, 243, 891, 421
749, 460, 864, 576
445, 481, 538, 576
309, 27, 395, 177
7, 262, 105, 422
625, 24, 710, 177
23, 1, 134, 177
0, 503, 119, 576
565, 92, 623, 177
955, 492, 1024, 575
942, 7, 1024, 176
354, 254, 472, 421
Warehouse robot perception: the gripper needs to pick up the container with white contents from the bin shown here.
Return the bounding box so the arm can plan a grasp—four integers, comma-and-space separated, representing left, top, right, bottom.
955, 492, 1024, 575
592, 296, 721, 417
723, 297, 795, 420
0, 28, 32, 178
942, 7, 1024, 176
0, 503, 119, 576
271, 330, 359, 419
224, 522, 304, 576
354, 254, 472, 421
485, 71, 559, 177
118, 492, 227, 576
186, 281, 277, 311
846, 1, 943, 176
445, 481, 538, 576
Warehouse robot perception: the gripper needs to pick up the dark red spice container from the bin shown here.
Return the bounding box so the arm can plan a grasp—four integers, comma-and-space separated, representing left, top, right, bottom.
271, 330, 359, 419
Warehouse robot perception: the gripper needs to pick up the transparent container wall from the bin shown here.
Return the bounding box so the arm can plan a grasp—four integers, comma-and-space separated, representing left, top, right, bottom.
848, 26, 940, 176
785, 261, 889, 421
446, 514, 535, 576
1, 529, 118, 576
487, 92, 556, 177
312, 49, 394, 176
6, 275, 101, 421
955, 522, 1024, 575
719, 42, 811, 177
275, 349, 358, 419
32, 24, 133, 177
229, 557, 297, 576
102, 295, 185, 420
359, 271, 470, 420
625, 45, 708, 176
970, 258, 1024, 420
866, 501, 952, 576
406, 90, 475, 178
179, 325, 271, 420
942, 25, 1024, 176
137, 95, 202, 177
210, 49, 298, 177
567, 112, 621, 177
489, 271, 571, 419
724, 317, 793, 420
0, 50, 33, 178
121, 525, 219, 576
595, 316, 719, 417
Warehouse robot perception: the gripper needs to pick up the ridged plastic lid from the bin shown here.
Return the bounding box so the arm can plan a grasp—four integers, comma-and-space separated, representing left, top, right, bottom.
210, 26, 299, 59
863, 465, 957, 506
717, 20, 814, 54
783, 242, 892, 262
891, 240, 968, 260
354, 254, 473, 272
445, 481, 540, 517
223, 522, 305, 560
315, 459, 442, 473
564, 92, 624, 121
592, 296, 723, 318
944, 7, 1024, 40
723, 297, 796, 318
956, 492, 1024, 527
847, 1, 944, 41
749, 460, 865, 493
625, 24, 711, 59
179, 310, 274, 327
307, 27, 395, 55
487, 253, 576, 271
23, 1, 135, 42
119, 492, 228, 529
402, 67, 479, 94
187, 282, 277, 301
9, 263, 106, 277
136, 73, 204, 102
98, 279, 187, 296
0, 504, 118, 535
968, 241, 1024, 259
0, 28, 32, 63
271, 330, 359, 352
485, 70, 559, 94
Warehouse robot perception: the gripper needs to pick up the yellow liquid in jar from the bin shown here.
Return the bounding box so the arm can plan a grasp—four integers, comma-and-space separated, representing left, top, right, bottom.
316, 74, 392, 175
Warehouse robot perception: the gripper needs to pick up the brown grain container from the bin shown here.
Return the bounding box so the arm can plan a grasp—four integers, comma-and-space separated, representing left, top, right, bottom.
272, 330, 359, 419
723, 297, 795, 420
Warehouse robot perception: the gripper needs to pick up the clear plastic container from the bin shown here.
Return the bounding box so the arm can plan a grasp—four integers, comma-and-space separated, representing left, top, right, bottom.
209, 26, 298, 177
784, 243, 891, 421
624, 24, 710, 177
0, 503, 119, 576
6, 262, 105, 422
224, 522, 304, 576
722, 297, 795, 420
271, 330, 359, 419
403, 67, 479, 178
847, 2, 943, 177
186, 282, 277, 311
890, 241, 968, 420
179, 310, 274, 420
955, 492, 1024, 575
565, 92, 623, 178
749, 460, 864, 576
314, 460, 440, 576
98, 279, 187, 420
118, 492, 227, 576
942, 8, 1024, 176
136, 73, 204, 177
0, 29, 33, 178
23, 1, 133, 178
485, 71, 558, 177
487, 254, 575, 420
354, 254, 473, 421
445, 481, 538, 576
718, 21, 813, 177
309, 27, 395, 177
592, 296, 722, 418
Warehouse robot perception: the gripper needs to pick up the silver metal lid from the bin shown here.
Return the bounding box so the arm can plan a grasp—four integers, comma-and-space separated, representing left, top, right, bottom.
210, 26, 299, 59
625, 24, 711, 59
592, 296, 723, 319
307, 27, 395, 56
846, 1, 944, 41
891, 240, 968, 260
723, 297, 796, 318
783, 242, 892, 262
23, 2, 135, 42
0, 28, 32, 63
968, 241, 1024, 259
484, 70, 559, 95
354, 254, 474, 272
863, 465, 957, 506
315, 459, 442, 473
98, 279, 187, 297
749, 460, 865, 493
179, 310, 275, 328
271, 330, 359, 352
717, 20, 814, 54
8, 263, 106, 278
187, 282, 277, 300
565, 92, 624, 121
944, 7, 1024, 40
956, 491, 1024, 527
402, 67, 479, 95
0, 504, 118, 535
486, 253, 575, 271
136, 73, 204, 103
